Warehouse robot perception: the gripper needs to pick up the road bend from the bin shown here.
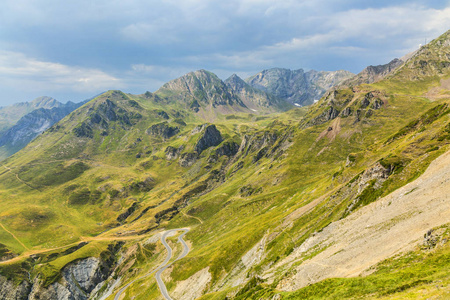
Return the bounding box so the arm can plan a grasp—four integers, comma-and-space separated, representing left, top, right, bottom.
155, 228, 190, 300
114, 228, 189, 300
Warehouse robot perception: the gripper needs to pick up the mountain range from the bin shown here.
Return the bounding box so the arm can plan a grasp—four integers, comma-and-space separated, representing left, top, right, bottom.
0, 68, 351, 161
0, 30, 449, 300
0, 100, 87, 160
0, 96, 62, 135
245, 68, 354, 105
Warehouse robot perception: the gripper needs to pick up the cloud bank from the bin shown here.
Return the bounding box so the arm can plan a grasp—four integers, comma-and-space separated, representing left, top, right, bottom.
0, 0, 449, 104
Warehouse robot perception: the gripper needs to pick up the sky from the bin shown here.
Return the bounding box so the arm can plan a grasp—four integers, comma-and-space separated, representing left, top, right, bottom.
1, 0, 450, 106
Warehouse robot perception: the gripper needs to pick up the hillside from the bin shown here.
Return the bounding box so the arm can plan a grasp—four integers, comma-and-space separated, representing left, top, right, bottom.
0, 30, 449, 300
339, 58, 404, 87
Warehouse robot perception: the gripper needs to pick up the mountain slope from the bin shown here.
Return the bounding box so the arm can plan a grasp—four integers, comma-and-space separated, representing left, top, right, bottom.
245, 68, 354, 106
224, 74, 292, 112
339, 58, 404, 87
276, 149, 450, 291
0, 31, 449, 300
0, 96, 62, 135
155, 70, 248, 118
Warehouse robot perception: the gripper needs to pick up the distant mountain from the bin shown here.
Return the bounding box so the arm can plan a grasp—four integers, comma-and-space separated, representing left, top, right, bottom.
0, 100, 87, 160
155, 70, 247, 114
245, 68, 354, 106
0, 96, 63, 135
224, 74, 292, 112
339, 58, 404, 87
1, 30, 450, 300
155, 70, 291, 117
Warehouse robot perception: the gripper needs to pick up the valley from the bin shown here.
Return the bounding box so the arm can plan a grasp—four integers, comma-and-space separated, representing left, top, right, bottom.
0, 30, 449, 300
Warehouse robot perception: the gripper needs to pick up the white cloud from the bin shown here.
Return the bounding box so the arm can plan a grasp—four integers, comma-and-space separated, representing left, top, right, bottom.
1, 0, 450, 103
0, 51, 121, 93
189, 4, 450, 71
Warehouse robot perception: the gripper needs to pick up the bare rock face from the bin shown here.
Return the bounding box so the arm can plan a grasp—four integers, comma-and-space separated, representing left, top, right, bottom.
0, 276, 31, 300
165, 146, 184, 160
0, 242, 122, 300
146, 122, 180, 139
28, 257, 107, 300
0, 257, 113, 300
356, 162, 391, 194
215, 141, 239, 157
195, 125, 223, 154
155, 70, 246, 109
179, 152, 198, 167
245, 68, 354, 106
309, 106, 340, 126
224, 74, 291, 111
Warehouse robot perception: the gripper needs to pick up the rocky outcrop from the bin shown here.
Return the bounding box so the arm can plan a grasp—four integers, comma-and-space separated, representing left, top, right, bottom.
146, 122, 180, 139
195, 125, 223, 154
0, 276, 31, 300
0, 242, 122, 300
355, 162, 391, 194
353, 91, 385, 122
245, 68, 354, 106
165, 146, 183, 160
117, 202, 140, 223
236, 126, 292, 164
28, 257, 104, 300
340, 107, 352, 117
215, 141, 240, 157
309, 106, 340, 126
153, 109, 169, 119
179, 152, 198, 167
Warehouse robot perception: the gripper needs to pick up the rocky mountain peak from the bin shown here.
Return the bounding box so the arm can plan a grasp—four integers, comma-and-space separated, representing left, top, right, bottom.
159, 69, 223, 93
224, 74, 246, 87
224, 74, 251, 91
156, 70, 246, 111
30, 96, 62, 109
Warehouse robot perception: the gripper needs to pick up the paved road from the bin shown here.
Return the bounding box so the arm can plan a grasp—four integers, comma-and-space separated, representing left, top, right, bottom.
155, 228, 190, 300
114, 228, 189, 300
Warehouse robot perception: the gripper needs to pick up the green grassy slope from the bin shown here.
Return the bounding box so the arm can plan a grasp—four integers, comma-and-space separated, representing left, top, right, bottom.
0, 30, 449, 300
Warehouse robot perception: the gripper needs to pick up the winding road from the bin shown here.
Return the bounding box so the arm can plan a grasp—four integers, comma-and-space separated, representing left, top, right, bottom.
114, 228, 190, 300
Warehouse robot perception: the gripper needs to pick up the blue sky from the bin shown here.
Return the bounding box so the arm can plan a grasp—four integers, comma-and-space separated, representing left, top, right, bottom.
1, 0, 450, 105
